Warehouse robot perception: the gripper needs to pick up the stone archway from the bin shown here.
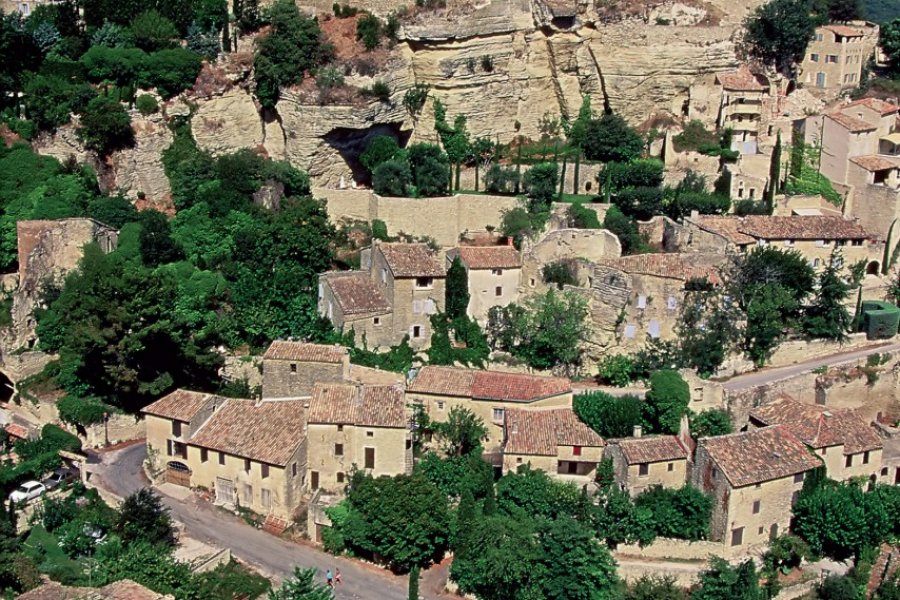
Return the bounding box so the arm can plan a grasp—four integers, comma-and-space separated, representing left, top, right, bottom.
867, 261, 880, 276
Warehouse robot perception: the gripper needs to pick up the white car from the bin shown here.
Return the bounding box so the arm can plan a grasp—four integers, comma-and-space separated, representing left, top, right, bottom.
9, 481, 47, 504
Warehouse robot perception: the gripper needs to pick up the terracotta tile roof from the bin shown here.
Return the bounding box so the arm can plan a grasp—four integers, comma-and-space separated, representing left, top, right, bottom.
263, 340, 348, 364
455, 246, 522, 270
750, 396, 882, 454
737, 215, 869, 240
377, 242, 445, 278
600, 253, 723, 284
692, 215, 757, 245
822, 24, 865, 37
4, 423, 29, 439
850, 155, 900, 172
611, 435, 688, 465
716, 66, 767, 92
867, 545, 900, 599
700, 426, 822, 487
408, 366, 572, 402
309, 383, 407, 428
16, 583, 92, 599
16, 580, 167, 600
321, 271, 391, 316
827, 112, 878, 133
504, 408, 604, 456
188, 399, 307, 466
843, 97, 900, 115
142, 389, 222, 422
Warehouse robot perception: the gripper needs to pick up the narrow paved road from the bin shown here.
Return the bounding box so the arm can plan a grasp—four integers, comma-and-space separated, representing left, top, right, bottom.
722, 342, 900, 391
89, 443, 442, 600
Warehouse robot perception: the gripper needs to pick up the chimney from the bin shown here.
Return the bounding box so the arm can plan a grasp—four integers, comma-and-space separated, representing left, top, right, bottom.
690, 210, 700, 220
506, 236, 514, 247
633, 425, 642, 438
823, 411, 832, 418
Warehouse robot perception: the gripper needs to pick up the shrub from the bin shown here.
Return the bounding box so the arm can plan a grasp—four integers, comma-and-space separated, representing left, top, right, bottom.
601, 159, 664, 191
316, 66, 344, 91
523, 162, 558, 213
403, 84, 429, 115
763, 534, 809, 575
76, 95, 133, 155
356, 13, 381, 50
483, 164, 519, 194
362, 80, 391, 102
672, 120, 718, 153
541, 259, 578, 289
596, 354, 635, 387
643, 370, 690, 434
372, 158, 411, 196
407, 143, 450, 197
57, 395, 113, 427
139, 48, 203, 98
480, 55, 494, 72
603, 205, 648, 255
634, 484, 712, 541
690, 409, 733, 439
573, 391, 643, 438
130, 10, 177, 52
135, 94, 159, 115
568, 202, 601, 229
360, 135, 401, 175
581, 113, 644, 162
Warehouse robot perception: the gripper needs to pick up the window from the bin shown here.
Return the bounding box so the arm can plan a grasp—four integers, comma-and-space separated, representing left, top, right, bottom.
337, 472, 345, 483
810, 53, 819, 62
244, 458, 251, 472
637, 295, 647, 309
638, 463, 649, 477
624, 324, 637, 339
166, 440, 173, 456
813, 258, 821, 268
415, 277, 433, 289
335, 444, 344, 457
573, 446, 582, 456
846, 454, 853, 468
201, 448, 208, 463
364, 447, 375, 469
311, 471, 319, 490
373, 317, 380, 326
413, 300, 422, 314
530, 278, 536, 287
219, 452, 226, 466
852, 239, 863, 246
412, 325, 422, 338
816, 240, 827, 247
516, 457, 523, 464
492, 408, 505, 423
712, 468, 718, 480
794, 472, 805, 484
337, 424, 343, 432
863, 451, 870, 465
290, 363, 297, 374
648, 320, 661, 339
318, 284, 323, 299
495, 286, 503, 297
172, 421, 182, 437
292, 463, 297, 477
261, 488, 271, 510
381, 268, 387, 283
827, 54, 838, 63
437, 401, 445, 410
758, 526, 765, 535
492, 269, 503, 276
261, 464, 269, 479
815, 33, 823, 41
366, 431, 374, 437
731, 527, 744, 547
667, 296, 677, 310
752, 500, 761, 514
667, 462, 674, 472
242, 484, 252, 504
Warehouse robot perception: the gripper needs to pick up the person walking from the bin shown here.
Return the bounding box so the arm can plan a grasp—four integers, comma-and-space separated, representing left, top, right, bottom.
335, 569, 343, 585
326, 569, 334, 587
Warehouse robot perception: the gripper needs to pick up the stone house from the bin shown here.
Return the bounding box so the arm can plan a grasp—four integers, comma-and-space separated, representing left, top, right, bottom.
501, 407, 605, 484
678, 214, 876, 273
604, 432, 690, 497
142, 391, 308, 520
319, 242, 446, 350
306, 382, 411, 493
261, 340, 350, 399
716, 67, 771, 151
694, 426, 823, 553
445, 245, 522, 325
800, 24, 879, 94
17, 578, 172, 599
749, 395, 884, 483
406, 365, 573, 459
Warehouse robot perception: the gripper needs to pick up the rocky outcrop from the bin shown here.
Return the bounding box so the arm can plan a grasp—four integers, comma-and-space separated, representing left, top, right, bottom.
108, 112, 173, 204
192, 88, 265, 156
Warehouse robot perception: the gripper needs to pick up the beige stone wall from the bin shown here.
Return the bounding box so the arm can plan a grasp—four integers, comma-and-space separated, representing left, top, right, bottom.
307, 422, 409, 492
818, 117, 877, 185
409, 392, 573, 453
262, 357, 349, 399
82, 413, 143, 448
466, 267, 521, 325
617, 537, 726, 562
503, 447, 602, 484
800, 28, 872, 93
844, 183, 899, 244
814, 445, 883, 482
606, 443, 689, 497
319, 277, 396, 349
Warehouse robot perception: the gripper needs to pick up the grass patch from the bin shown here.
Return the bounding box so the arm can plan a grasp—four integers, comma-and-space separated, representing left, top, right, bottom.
191, 559, 271, 599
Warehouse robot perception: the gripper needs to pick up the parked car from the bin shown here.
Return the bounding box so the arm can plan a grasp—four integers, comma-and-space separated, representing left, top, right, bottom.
9, 481, 47, 504
42, 468, 77, 491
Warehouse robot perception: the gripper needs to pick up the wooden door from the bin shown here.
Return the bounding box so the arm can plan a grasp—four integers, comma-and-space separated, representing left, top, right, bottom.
165, 462, 191, 487
216, 477, 235, 505
364, 447, 375, 470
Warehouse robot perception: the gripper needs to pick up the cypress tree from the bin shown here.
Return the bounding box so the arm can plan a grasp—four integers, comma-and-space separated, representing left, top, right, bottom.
482, 486, 496, 516
558, 156, 567, 200
445, 256, 470, 319
474, 159, 479, 192
765, 131, 782, 211
883, 219, 897, 275
573, 151, 581, 195
515, 145, 522, 194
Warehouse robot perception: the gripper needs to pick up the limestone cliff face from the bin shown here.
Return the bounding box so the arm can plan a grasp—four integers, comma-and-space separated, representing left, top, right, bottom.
108, 112, 173, 204
192, 88, 265, 156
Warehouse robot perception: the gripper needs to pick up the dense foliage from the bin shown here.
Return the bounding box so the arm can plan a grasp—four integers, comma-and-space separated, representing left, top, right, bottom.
573, 391, 643, 438
745, 0, 819, 75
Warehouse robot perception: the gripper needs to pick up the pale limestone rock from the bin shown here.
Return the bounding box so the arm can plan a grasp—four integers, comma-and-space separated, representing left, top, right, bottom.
32, 122, 90, 165
108, 112, 173, 202
192, 88, 264, 156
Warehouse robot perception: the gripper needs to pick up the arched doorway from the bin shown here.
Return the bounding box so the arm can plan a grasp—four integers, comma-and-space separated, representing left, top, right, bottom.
165, 461, 191, 487
867, 261, 880, 276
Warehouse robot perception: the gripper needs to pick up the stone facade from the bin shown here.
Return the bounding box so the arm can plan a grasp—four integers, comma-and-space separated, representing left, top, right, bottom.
605, 434, 690, 497
800, 23, 879, 95
261, 347, 349, 399
446, 245, 522, 325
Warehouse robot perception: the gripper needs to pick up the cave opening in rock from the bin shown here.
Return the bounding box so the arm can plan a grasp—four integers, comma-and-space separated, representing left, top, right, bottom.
0, 371, 14, 404
323, 123, 412, 187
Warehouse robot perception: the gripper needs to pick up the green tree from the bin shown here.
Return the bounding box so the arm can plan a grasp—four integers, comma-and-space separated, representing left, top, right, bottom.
76, 95, 133, 155
763, 534, 809, 575
817, 574, 862, 600
139, 48, 203, 99
23, 74, 95, 132
568, 202, 601, 229
675, 285, 741, 377
138, 209, 184, 267
765, 131, 782, 210
499, 207, 535, 249
802, 252, 853, 341
433, 406, 488, 457
882, 18, 900, 74
601, 159, 665, 192
603, 205, 647, 255
693, 557, 761, 600
594, 486, 656, 549
445, 255, 469, 319
691, 409, 733, 439
634, 484, 712, 540
372, 158, 411, 196
356, 12, 382, 50
541, 259, 578, 289
360, 135, 401, 175
268, 567, 333, 600
407, 143, 450, 197
643, 370, 690, 435
115, 489, 176, 548
523, 162, 559, 214
573, 391, 643, 438
408, 565, 420, 600
582, 113, 644, 163
130, 10, 177, 51
745, 0, 817, 75
535, 517, 620, 600
743, 283, 797, 365
829, 0, 864, 21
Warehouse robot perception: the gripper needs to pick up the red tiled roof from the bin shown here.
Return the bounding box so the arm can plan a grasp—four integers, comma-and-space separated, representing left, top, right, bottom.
142, 390, 222, 422
377, 242, 445, 278
600, 253, 723, 284
321, 271, 391, 316
843, 97, 900, 115
716, 66, 767, 92
692, 216, 757, 245
822, 24, 865, 37
16, 580, 166, 600
850, 155, 900, 172
700, 426, 823, 487
455, 246, 522, 270
309, 383, 407, 428
867, 545, 900, 599
4, 423, 29, 440
188, 399, 307, 466
504, 408, 604, 456
750, 396, 882, 454
408, 366, 572, 402
263, 340, 348, 364
612, 435, 688, 465
827, 112, 878, 133
737, 215, 869, 240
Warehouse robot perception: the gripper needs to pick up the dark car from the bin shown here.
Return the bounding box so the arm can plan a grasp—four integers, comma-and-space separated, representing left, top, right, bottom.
42, 468, 77, 491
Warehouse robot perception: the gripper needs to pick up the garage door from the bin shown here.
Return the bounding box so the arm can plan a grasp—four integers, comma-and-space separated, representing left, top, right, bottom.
165, 462, 191, 487
216, 477, 235, 505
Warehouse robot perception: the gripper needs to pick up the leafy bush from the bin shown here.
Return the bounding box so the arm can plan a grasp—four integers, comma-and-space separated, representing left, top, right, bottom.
541, 259, 578, 289
499, 207, 535, 248
371, 219, 389, 241
690, 409, 733, 439
603, 205, 649, 255
356, 13, 381, 50
130, 9, 177, 51
763, 534, 809, 575
672, 120, 719, 153
360, 135, 400, 175
483, 164, 519, 194
135, 94, 159, 115
372, 158, 411, 196
362, 80, 391, 102
568, 202, 601, 229
596, 354, 636, 387
643, 370, 690, 434
407, 143, 450, 197
139, 48, 203, 98
601, 159, 664, 191
635, 484, 712, 541
315, 66, 344, 90
582, 113, 644, 162
57, 395, 114, 427
523, 162, 558, 213
573, 390, 643, 438
403, 84, 429, 115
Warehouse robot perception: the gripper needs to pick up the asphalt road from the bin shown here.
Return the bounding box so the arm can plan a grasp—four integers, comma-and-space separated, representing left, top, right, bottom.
90, 443, 436, 600
722, 341, 900, 391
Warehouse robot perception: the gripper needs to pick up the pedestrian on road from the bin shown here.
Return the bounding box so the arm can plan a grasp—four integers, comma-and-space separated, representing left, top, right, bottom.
326, 569, 333, 587
335, 568, 342, 585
